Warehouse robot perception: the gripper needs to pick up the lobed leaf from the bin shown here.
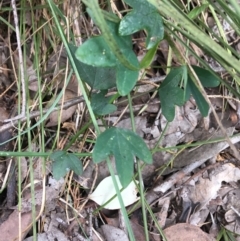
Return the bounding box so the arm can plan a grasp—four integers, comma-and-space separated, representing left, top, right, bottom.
93, 127, 152, 187
159, 66, 220, 121
119, 0, 164, 49
116, 65, 138, 96
158, 67, 186, 121
50, 151, 83, 180
186, 79, 209, 117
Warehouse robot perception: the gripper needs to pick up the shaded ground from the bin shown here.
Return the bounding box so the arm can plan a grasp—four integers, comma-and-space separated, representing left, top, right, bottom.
1, 1, 240, 240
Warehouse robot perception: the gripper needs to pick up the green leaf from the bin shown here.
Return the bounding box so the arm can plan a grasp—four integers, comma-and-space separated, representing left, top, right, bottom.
188, 4, 209, 19
185, 66, 220, 117
186, 79, 209, 116
158, 67, 186, 121
75, 36, 117, 67
50, 151, 83, 180
159, 65, 221, 121
91, 90, 117, 115
119, 0, 164, 49
93, 127, 152, 187
115, 39, 139, 95
75, 20, 138, 68
116, 53, 139, 96
182, 65, 189, 101
69, 43, 116, 90
74, 21, 139, 95
140, 43, 159, 68
83, 1, 139, 76
191, 66, 220, 87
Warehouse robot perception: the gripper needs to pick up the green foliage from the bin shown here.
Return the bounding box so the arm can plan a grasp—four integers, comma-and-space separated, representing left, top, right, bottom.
216, 226, 237, 241
83, 3, 138, 72
159, 66, 220, 121
148, 0, 240, 83
92, 127, 152, 187
116, 61, 139, 96
190, 66, 220, 87
119, 0, 164, 49
91, 90, 117, 115
188, 4, 209, 19
158, 67, 186, 121
186, 79, 209, 117
186, 66, 220, 117
75, 21, 139, 96
50, 151, 83, 180
140, 43, 159, 68
67, 0, 221, 188
69, 44, 116, 90
76, 35, 118, 67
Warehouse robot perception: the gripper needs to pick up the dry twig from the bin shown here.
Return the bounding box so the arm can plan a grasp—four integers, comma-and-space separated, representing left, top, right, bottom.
4, 0, 26, 122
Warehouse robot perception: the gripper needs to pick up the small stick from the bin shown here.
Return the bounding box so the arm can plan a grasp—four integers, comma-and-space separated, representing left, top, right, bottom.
5, 0, 26, 122
153, 133, 240, 194
0, 96, 84, 133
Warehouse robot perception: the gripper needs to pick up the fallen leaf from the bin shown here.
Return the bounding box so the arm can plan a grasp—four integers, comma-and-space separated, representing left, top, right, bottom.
89, 175, 139, 210
62, 122, 76, 133
131, 221, 155, 241
0, 182, 63, 241
189, 163, 240, 207
0, 208, 41, 241
163, 223, 214, 241
21, 185, 61, 213
23, 225, 69, 241
46, 89, 77, 127
101, 224, 129, 241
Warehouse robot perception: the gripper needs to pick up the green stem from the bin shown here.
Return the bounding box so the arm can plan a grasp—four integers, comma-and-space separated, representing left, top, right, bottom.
128, 93, 148, 240
137, 162, 149, 241
128, 93, 136, 132
106, 159, 136, 241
